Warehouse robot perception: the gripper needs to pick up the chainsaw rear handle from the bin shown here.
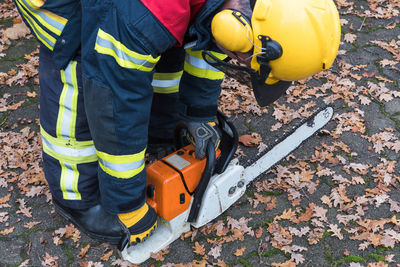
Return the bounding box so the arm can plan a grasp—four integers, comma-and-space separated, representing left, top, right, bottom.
173, 111, 238, 222
173, 111, 238, 174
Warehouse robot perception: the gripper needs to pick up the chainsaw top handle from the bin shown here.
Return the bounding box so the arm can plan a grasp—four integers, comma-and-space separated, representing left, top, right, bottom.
187, 142, 215, 222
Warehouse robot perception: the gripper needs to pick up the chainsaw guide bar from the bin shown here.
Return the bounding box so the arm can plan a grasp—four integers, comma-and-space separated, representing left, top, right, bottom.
121, 106, 334, 264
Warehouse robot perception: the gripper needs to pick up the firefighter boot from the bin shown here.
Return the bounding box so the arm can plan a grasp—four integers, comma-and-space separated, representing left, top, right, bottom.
53, 199, 128, 247
118, 202, 158, 244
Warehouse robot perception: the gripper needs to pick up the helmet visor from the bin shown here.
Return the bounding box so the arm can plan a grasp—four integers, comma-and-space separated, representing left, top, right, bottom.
203, 51, 291, 107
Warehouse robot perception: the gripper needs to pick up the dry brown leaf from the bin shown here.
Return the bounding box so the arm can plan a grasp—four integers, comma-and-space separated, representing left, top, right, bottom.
26, 91, 37, 98
0, 227, 15, 235
100, 249, 113, 261
24, 221, 41, 229
271, 260, 297, 267
193, 241, 205, 255
275, 208, 296, 221
256, 227, 263, 238
239, 133, 262, 147
208, 245, 222, 259
41, 252, 59, 267
0, 193, 11, 204
78, 245, 91, 259
4, 22, 30, 40
233, 246, 246, 256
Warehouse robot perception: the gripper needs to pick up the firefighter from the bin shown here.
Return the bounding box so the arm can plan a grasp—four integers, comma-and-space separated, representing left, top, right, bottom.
14, 0, 340, 248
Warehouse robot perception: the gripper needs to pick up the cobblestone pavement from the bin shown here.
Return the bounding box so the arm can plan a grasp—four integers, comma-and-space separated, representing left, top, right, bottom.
1, 0, 400, 266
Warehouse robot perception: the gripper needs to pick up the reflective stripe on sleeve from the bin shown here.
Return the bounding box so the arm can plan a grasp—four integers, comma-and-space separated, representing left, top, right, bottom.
184, 49, 226, 80
15, 1, 55, 50
60, 161, 81, 200
41, 126, 97, 164
94, 28, 159, 71
17, 0, 67, 36
96, 149, 146, 179
151, 71, 183, 94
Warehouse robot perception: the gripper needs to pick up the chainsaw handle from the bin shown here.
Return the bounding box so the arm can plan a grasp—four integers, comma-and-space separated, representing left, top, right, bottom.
187, 142, 216, 223
214, 110, 238, 174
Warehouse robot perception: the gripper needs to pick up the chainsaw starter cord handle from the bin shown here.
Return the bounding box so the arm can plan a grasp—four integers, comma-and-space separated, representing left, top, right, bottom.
187, 142, 216, 223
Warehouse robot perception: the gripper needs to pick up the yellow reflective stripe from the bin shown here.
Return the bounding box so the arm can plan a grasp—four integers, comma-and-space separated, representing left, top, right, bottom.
186, 49, 227, 61
56, 61, 78, 139
96, 149, 146, 164
26, 0, 66, 23
153, 71, 183, 81
41, 126, 97, 164
95, 29, 159, 71
60, 161, 81, 200
99, 161, 145, 179
17, 0, 67, 36
184, 49, 226, 80
57, 68, 67, 138
15, 1, 55, 50
184, 61, 225, 80
152, 71, 183, 94
97, 149, 146, 179
70, 62, 79, 139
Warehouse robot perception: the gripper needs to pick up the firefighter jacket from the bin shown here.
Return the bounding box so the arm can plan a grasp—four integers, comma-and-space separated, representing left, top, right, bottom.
14, 0, 224, 69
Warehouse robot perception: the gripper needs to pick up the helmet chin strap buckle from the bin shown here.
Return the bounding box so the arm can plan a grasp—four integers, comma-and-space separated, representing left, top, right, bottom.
256, 35, 283, 83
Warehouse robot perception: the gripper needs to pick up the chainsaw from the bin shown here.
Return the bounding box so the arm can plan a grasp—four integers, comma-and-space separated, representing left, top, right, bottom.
121, 106, 334, 264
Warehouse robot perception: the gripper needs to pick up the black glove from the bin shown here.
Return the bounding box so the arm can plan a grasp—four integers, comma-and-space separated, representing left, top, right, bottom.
183, 120, 221, 159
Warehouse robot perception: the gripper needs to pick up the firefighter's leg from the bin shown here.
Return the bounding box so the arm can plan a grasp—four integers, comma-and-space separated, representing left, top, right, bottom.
38, 46, 126, 245
178, 47, 227, 121
148, 47, 185, 158
81, 0, 176, 244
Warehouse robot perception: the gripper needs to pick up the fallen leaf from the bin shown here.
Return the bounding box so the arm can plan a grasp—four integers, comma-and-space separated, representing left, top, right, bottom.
208, 245, 222, 259
26, 91, 37, 98
100, 249, 113, 261
344, 33, 357, 43
239, 133, 262, 147
193, 241, 205, 255
4, 22, 30, 40
271, 260, 297, 267
0, 227, 15, 235
78, 245, 91, 259
233, 247, 246, 256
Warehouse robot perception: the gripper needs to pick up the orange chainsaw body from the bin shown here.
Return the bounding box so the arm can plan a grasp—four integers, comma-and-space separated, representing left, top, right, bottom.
146, 144, 220, 221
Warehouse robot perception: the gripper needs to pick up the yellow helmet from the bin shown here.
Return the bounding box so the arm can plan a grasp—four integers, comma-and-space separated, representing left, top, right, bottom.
208, 0, 341, 105
251, 0, 341, 84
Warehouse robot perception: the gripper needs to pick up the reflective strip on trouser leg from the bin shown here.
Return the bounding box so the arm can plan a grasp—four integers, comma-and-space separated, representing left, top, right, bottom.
151, 71, 182, 94
57, 60, 79, 139
39, 47, 98, 207
41, 126, 97, 164
96, 149, 146, 179
184, 48, 227, 80
60, 161, 81, 200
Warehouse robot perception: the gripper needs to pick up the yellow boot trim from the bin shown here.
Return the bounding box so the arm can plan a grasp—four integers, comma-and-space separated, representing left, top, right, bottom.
118, 204, 149, 228
129, 221, 157, 244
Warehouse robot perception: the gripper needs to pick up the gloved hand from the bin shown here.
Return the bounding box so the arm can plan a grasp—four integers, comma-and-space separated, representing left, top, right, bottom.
183, 120, 221, 159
